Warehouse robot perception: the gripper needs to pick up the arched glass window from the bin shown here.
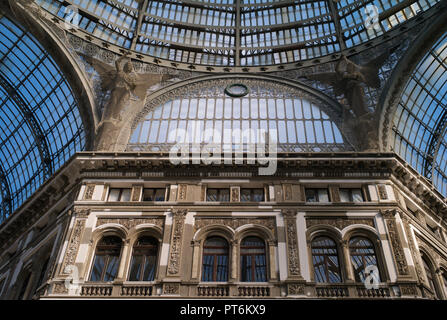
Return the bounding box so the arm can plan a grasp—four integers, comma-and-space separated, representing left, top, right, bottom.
90, 236, 122, 282
311, 236, 342, 283
240, 236, 267, 282
128, 81, 352, 153
349, 237, 381, 283
202, 236, 229, 282
422, 254, 441, 299
128, 236, 158, 281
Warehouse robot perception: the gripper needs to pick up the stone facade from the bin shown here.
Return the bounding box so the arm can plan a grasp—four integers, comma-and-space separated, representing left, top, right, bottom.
0, 153, 446, 299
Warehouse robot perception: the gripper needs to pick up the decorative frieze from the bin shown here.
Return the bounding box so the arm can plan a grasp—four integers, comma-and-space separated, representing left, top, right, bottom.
283, 210, 301, 278
163, 283, 180, 294
167, 210, 187, 275
377, 184, 388, 200
306, 217, 374, 230
382, 210, 409, 276
402, 217, 425, 283
194, 217, 276, 238
288, 283, 305, 295
61, 219, 85, 275
83, 185, 95, 200
178, 184, 187, 201
96, 217, 164, 230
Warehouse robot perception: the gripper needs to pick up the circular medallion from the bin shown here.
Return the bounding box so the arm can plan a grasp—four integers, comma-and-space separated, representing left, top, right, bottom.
224, 83, 249, 97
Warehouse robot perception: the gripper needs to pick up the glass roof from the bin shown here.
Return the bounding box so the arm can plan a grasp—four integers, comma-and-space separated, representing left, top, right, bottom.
127, 82, 352, 152
392, 31, 447, 196
0, 16, 85, 223
36, 0, 440, 68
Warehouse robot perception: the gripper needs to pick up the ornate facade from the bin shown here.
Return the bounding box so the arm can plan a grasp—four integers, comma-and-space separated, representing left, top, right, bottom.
0, 0, 447, 300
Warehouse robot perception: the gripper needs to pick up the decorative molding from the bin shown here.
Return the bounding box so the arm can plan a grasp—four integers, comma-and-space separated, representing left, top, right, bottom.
384, 216, 409, 276
96, 217, 164, 230
288, 283, 305, 295
60, 219, 85, 275
282, 210, 301, 278
399, 284, 418, 296
74, 208, 90, 218
194, 217, 276, 238
230, 186, 240, 202
378, 184, 388, 200
306, 217, 374, 230
131, 186, 142, 202
163, 283, 180, 295
167, 209, 188, 275
52, 282, 68, 295
402, 217, 424, 283
178, 184, 187, 201
83, 184, 95, 200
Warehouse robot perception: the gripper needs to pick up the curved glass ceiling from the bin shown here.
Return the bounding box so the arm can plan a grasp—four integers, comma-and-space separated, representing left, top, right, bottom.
392, 31, 447, 196
0, 16, 85, 223
36, 0, 440, 67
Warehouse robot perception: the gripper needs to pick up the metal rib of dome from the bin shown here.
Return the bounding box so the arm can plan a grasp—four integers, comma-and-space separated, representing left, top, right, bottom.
36, 0, 440, 71
0, 15, 86, 223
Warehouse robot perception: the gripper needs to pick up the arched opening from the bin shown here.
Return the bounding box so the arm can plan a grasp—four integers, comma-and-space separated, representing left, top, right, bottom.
349, 236, 381, 283
240, 236, 267, 282
128, 236, 159, 281
202, 236, 229, 282
89, 236, 122, 282
311, 236, 342, 283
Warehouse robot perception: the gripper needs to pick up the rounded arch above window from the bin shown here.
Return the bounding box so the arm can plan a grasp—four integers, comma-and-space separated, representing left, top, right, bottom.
127, 78, 353, 152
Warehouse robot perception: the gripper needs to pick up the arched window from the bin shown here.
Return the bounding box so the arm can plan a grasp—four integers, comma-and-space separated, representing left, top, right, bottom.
89, 236, 122, 282
311, 236, 342, 283
202, 237, 229, 282
421, 254, 441, 299
349, 237, 381, 283
442, 270, 447, 298
240, 236, 267, 282
128, 236, 158, 281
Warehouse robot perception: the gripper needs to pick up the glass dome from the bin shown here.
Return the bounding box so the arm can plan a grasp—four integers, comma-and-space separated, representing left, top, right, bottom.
392, 31, 447, 196
0, 16, 85, 223
36, 0, 440, 68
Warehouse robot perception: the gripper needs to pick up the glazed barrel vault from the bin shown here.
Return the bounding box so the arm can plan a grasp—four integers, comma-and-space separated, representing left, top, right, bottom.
1, 152, 447, 299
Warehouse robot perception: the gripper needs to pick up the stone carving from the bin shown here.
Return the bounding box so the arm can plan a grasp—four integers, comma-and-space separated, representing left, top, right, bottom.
400, 284, 418, 296
194, 217, 276, 238
167, 210, 187, 275
163, 283, 180, 294
79, 53, 175, 151
402, 217, 424, 283
288, 283, 305, 295
384, 217, 409, 275
378, 184, 388, 200
306, 217, 374, 230
131, 186, 142, 201
74, 208, 90, 218
231, 187, 240, 202
301, 49, 396, 119
84, 185, 95, 200
283, 184, 292, 201
52, 282, 68, 295
61, 219, 85, 275
178, 184, 187, 200
283, 210, 301, 277
96, 217, 164, 230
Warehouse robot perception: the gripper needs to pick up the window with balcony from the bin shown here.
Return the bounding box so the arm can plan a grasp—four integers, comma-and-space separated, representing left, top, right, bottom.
202, 237, 229, 282
311, 236, 342, 283
339, 188, 364, 202
349, 237, 381, 283
240, 236, 267, 282
305, 188, 330, 202
90, 236, 122, 282
128, 236, 158, 281
206, 188, 230, 202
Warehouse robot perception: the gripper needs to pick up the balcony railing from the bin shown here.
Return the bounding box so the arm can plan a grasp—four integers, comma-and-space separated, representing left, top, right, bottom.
197, 285, 230, 297
238, 286, 271, 297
